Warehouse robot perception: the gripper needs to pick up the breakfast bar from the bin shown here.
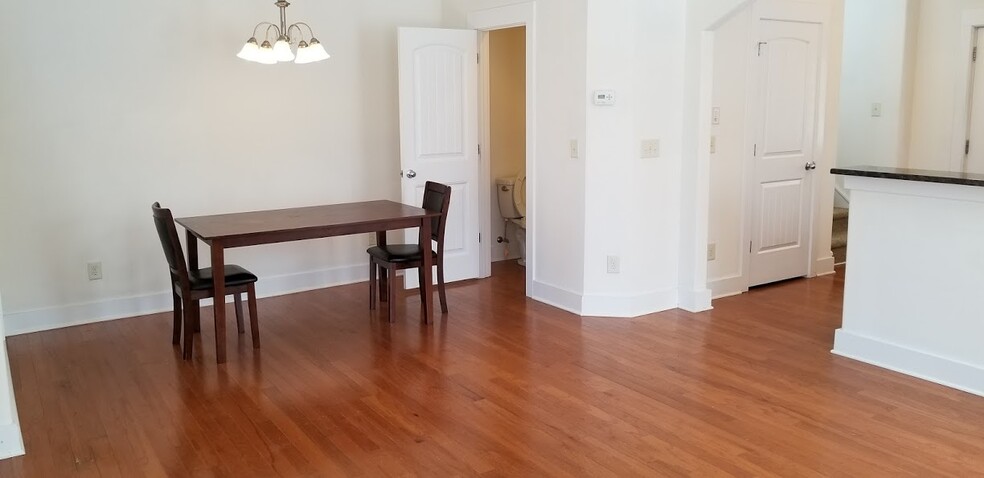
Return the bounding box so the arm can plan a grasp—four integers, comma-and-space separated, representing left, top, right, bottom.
831, 166, 984, 397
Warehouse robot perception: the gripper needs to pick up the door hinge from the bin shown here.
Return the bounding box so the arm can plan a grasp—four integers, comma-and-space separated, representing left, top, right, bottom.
757, 42, 767, 56
478, 144, 481, 155
967, 140, 971, 155
975, 47, 978, 62
749, 241, 753, 253
477, 53, 480, 64
479, 233, 482, 243
753, 144, 758, 156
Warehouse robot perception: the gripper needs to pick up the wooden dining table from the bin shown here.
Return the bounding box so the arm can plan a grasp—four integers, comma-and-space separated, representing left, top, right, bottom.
175, 200, 441, 364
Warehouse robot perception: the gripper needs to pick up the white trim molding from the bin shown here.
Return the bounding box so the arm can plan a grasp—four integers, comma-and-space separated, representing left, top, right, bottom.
3, 263, 370, 336
833, 329, 984, 398
468, 2, 537, 298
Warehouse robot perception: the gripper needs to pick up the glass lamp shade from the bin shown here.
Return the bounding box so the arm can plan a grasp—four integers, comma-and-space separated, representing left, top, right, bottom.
257, 41, 277, 65
306, 38, 330, 62
294, 42, 314, 64
236, 38, 261, 62
273, 37, 295, 62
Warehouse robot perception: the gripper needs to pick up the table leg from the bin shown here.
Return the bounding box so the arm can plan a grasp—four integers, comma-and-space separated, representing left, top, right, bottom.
211, 242, 227, 364
187, 230, 201, 332
376, 231, 388, 302
419, 218, 433, 325
186, 230, 199, 271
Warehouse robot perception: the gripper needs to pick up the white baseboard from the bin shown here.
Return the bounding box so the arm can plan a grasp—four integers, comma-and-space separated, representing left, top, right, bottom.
4, 264, 369, 337
813, 254, 836, 277
581, 288, 678, 318
678, 287, 712, 313
833, 329, 984, 398
709, 274, 745, 300
0, 352, 22, 460
531, 280, 582, 315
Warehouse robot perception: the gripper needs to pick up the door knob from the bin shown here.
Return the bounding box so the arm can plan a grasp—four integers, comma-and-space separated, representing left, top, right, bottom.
805, 161, 817, 171
405, 169, 417, 179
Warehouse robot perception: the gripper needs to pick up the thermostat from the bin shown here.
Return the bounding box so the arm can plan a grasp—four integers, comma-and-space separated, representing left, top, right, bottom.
593, 90, 616, 106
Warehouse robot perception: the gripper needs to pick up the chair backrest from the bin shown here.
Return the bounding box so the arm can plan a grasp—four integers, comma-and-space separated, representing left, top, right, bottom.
151, 202, 189, 284
421, 181, 452, 251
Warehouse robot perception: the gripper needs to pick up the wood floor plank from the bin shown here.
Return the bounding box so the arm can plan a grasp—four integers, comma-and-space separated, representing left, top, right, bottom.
3, 263, 984, 476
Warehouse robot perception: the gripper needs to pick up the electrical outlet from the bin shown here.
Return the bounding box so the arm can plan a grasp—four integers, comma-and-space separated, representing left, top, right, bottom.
606, 255, 620, 274
87, 261, 103, 281
707, 243, 716, 261
570, 140, 579, 159
641, 139, 660, 159
710, 135, 717, 154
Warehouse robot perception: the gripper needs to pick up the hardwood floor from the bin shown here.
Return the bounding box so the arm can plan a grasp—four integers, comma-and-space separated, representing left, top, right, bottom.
3, 262, 984, 476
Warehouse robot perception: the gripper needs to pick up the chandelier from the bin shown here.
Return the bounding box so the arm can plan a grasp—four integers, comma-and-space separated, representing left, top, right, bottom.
237, 1, 330, 65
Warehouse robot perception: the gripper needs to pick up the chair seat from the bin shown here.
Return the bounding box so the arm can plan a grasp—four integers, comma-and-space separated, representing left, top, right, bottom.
187, 265, 258, 290
367, 244, 437, 263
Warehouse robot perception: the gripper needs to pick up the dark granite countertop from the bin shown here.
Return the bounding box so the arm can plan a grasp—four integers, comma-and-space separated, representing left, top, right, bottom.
830, 165, 984, 188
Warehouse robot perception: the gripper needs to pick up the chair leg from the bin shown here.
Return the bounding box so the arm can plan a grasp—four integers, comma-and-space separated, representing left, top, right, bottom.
417, 266, 426, 307
234, 293, 245, 334
387, 264, 397, 323
247, 283, 260, 349
369, 260, 377, 310
172, 290, 182, 345
380, 264, 388, 303
437, 258, 448, 314
183, 299, 197, 360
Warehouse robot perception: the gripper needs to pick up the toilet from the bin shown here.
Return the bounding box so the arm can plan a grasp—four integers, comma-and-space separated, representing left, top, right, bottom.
495, 174, 527, 266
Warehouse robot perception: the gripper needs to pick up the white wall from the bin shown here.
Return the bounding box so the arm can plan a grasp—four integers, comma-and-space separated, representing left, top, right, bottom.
837, 0, 917, 171
0, 1, 443, 333
489, 27, 526, 262
908, 0, 984, 171
707, 6, 753, 295
580, 0, 687, 316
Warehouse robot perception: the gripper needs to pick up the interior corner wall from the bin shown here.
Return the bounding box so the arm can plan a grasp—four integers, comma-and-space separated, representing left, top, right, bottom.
707, 6, 753, 297
0, 0, 444, 334
488, 27, 527, 262
580, 0, 686, 317
837, 0, 914, 171
908, 0, 984, 172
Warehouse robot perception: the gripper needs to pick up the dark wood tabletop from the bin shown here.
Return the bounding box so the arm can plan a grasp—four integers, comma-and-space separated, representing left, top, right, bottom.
176, 200, 439, 247
175, 200, 441, 364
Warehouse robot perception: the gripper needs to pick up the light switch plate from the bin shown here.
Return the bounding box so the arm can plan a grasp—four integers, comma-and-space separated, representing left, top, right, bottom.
871, 103, 882, 117
712, 107, 721, 125
641, 139, 660, 159
570, 140, 579, 159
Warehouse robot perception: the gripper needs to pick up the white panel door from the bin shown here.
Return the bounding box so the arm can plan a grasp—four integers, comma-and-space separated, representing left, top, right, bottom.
966, 28, 984, 173
748, 19, 822, 287
398, 27, 480, 288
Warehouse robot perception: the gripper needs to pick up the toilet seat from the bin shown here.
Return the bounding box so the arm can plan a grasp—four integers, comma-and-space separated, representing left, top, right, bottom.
513, 174, 527, 217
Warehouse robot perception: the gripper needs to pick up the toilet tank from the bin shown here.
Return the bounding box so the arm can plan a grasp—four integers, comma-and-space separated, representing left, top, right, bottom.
495, 177, 522, 219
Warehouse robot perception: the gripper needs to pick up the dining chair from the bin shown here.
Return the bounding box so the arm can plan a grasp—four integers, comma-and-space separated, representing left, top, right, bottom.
367, 181, 451, 321
151, 202, 260, 360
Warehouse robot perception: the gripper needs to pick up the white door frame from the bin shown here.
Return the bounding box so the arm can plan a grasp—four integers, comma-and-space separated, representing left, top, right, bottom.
949, 9, 984, 172
468, 3, 537, 296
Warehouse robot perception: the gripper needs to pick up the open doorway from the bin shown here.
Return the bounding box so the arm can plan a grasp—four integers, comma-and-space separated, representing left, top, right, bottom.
486, 27, 527, 284
469, 2, 536, 296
